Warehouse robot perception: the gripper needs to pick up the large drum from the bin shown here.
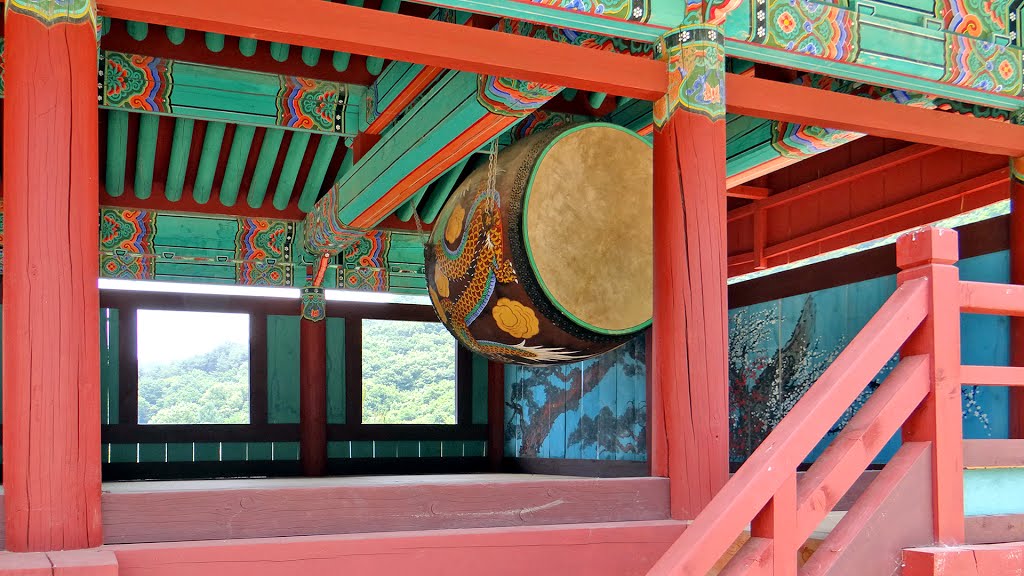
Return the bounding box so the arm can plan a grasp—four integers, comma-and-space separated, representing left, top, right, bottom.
425, 122, 652, 365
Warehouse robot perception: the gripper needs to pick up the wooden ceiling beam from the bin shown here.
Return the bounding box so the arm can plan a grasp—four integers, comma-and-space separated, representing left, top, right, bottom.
726, 74, 1024, 157
727, 185, 772, 200
97, 0, 667, 100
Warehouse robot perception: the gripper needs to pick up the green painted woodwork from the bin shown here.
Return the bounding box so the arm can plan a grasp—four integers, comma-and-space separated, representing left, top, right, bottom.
205, 32, 226, 53
100, 16, 110, 37
126, 21, 148, 41
441, 441, 464, 457
332, 51, 351, 72
396, 441, 419, 457
395, 183, 429, 222
166, 443, 193, 462
269, 42, 290, 62
420, 156, 471, 224
193, 121, 227, 204
298, 135, 341, 212
366, 60, 429, 130
374, 440, 398, 457
248, 128, 285, 209
138, 444, 166, 463
166, 26, 186, 45
419, 441, 441, 457
109, 444, 137, 464
588, 92, 607, 109
221, 443, 248, 461
102, 52, 363, 137
273, 132, 312, 210
195, 443, 220, 462
267, 315, 301, 424
561, 88, 577, 102
134, 114, 160, 200
471, 353, 488, 425
302, 46, 321, 67
101, 309, 119, 426
333, 147, 355, 186
247, 442, 273, 460
328, 441, 350, 458
326, 71, 493, 226
165, 118, 195, 202
220, 125, 256, 207
965, 468, 1024, 516
96, 207, 427, 291
351, 441, 373, 458
463, 440, 486, 457
105, 110, 129, 197
326, 317, 346, 424
273, 442, 300, 460
238, 37, 258, 57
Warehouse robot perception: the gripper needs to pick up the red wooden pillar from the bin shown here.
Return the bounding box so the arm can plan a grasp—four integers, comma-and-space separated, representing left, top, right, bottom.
1010, 158, 1024, 439
897, 227, 964, 544
300, 287, 328, 476
652, 25, 730, 520
2, 0, 102, 552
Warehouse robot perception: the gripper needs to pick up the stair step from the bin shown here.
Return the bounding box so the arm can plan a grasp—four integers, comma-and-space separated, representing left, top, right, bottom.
903, 541, 1024, 575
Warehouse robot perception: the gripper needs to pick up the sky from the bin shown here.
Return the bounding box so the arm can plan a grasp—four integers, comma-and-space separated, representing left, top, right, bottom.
99, 279, 430, 368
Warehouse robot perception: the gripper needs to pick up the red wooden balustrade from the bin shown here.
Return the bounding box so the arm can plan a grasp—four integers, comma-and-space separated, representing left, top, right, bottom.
646, 226, 991, 575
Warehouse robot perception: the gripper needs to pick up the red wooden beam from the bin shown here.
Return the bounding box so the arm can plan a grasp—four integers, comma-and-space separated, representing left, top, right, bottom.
960, 280, 1024, 316
728, 144, 941, 223
96, 0, 666, 100
960, 365, 1024, 387
727, 185, 772, 200
3, 2, 103, 551
726, 75, 1024, 156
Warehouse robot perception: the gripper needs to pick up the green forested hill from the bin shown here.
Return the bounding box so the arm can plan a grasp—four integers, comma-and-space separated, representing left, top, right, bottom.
137, 320, 457, 425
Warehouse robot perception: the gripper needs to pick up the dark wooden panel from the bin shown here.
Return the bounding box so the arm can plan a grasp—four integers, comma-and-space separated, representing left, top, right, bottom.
728, 215, 1009, 309
100, 475, 670, 544
504, 457, 649, 478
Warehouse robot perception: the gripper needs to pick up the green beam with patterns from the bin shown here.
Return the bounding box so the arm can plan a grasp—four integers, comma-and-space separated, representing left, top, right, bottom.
100, 50, 363, 137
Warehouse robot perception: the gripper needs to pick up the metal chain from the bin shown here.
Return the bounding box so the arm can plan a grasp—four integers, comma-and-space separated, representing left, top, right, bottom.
486, 138, 499, 192
412, 209, 428, 247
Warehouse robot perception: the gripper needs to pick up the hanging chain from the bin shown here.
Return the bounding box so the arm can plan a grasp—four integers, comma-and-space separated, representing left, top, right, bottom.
412, 209, 428, 247
486, 137, 499, 192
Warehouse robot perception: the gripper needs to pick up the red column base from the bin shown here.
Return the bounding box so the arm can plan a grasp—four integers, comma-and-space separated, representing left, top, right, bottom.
0, 550, 117, 575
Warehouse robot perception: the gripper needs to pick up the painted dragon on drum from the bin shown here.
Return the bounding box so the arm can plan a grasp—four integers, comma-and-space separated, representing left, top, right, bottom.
429, 187, 585, 363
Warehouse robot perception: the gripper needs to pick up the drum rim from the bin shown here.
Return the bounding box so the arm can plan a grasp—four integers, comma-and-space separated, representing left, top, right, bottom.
520, 121, 653, 336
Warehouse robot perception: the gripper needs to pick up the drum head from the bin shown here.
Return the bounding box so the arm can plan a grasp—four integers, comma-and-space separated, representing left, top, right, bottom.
523, 123, 653, 335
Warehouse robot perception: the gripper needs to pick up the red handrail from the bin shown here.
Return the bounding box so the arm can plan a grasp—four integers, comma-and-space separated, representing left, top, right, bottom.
646, 278, 929, 576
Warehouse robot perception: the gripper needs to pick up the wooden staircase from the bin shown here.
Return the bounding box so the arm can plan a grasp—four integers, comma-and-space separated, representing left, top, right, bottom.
645, 227, 1024, 576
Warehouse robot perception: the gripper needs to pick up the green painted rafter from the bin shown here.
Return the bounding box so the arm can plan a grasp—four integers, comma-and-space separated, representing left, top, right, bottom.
418, 156, 472, 224
298, 135, 342, 212
105, 110, 130, 197
134, 114, 160, 200
273, 132, 312, 210
193, 121, 227, 204
220, 125, 256, 206
165, 118, 195, 202
248, 128, 286, 209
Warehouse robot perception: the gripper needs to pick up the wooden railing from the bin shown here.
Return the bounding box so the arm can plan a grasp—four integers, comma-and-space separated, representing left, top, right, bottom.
647, 226, 1024, 576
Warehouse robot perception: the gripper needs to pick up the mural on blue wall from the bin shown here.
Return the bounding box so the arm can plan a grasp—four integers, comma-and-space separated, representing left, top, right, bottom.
504, 336, 646, 461
504, 251, 1010, 462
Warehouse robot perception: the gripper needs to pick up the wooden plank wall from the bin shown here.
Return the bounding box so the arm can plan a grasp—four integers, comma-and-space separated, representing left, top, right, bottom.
505, 218, 1013, 466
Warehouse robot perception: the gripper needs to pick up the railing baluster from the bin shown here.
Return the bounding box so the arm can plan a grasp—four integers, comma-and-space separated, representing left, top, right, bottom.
751, 472, 797, 576
896, 226, 965, 545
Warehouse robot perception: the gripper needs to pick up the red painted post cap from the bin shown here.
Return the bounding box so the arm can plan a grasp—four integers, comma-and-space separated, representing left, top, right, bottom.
896, 226, 959, 269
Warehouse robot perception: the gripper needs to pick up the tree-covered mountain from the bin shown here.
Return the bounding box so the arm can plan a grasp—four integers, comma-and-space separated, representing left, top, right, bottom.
137, 320, 457, 425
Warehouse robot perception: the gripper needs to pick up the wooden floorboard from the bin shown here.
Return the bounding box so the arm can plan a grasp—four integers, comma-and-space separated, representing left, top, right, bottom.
100, 474, 670, 544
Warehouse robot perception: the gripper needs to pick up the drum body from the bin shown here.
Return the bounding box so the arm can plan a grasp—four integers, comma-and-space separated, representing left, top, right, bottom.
425, 122, 653, 365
